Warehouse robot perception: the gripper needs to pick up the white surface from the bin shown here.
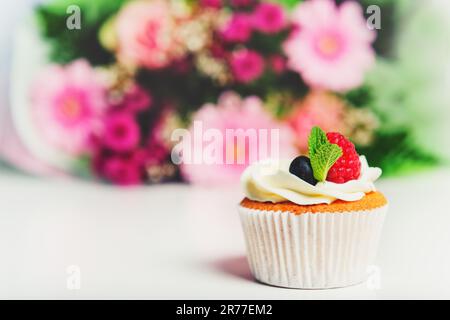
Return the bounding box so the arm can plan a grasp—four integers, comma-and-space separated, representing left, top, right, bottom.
1, 168, 450, 299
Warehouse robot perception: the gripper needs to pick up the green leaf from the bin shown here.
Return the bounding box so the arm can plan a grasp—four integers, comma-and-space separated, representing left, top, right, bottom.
35, 0, 127, 65
356, 130, 442, 177
308, 126, 328, 158
311, 144, 342, 182
278, 0, 303, 10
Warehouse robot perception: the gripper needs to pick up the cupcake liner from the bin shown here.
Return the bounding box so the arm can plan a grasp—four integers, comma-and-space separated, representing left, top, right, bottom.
238, 204, 388, 289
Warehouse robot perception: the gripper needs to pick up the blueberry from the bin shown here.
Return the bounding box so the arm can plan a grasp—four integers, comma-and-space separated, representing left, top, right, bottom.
289, 156, 318, 185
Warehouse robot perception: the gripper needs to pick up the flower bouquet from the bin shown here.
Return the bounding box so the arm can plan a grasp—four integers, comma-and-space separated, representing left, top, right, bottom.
8, 0, 446, 186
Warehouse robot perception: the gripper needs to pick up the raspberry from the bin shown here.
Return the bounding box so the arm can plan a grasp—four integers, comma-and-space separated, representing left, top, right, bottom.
325, 132, 361, 184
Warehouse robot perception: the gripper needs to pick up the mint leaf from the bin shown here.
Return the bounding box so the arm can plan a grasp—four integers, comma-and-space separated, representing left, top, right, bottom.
310, 144, 343, 182
308, 126, 328, 158
307, 126, 343, 182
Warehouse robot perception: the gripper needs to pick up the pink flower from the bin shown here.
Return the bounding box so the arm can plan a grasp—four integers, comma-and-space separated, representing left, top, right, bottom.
230, 49, 265, 83
115, 0, 182, 69
181, 92, 297, 186
288, 91, 346, 152
116, 84, 153, 113
92, 109, 173, 185
102, 113, 140, 152
31, 59, 107, 155
252, 2, 286, 34
220, 14, 252, 43
210, 43, 227, 59
283, 0, 376, 92
100, 154, 142, 186
200, 0, 222, 9
268, 54, 286, 74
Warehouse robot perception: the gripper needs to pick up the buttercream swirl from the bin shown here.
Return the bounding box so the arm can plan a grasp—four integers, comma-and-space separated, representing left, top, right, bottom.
241, 156, 381, 205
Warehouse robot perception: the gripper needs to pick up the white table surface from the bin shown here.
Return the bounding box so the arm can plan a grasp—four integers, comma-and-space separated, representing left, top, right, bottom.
0, 167, 449, 299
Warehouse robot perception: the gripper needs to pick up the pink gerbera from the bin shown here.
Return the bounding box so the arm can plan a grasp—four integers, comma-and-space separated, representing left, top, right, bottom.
283, 0, 376, 92
31, 59, 107, 155
180, 92, 297, 185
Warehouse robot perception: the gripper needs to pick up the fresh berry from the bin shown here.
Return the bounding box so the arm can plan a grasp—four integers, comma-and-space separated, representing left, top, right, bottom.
289, 156, 318, 185
325, 132, 361, 184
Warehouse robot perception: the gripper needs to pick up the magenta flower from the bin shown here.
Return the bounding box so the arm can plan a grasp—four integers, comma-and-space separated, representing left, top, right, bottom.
102, 113, 140, 152
31, 59, 107, 155
230, 49, 265, 83
93, 110, 172, 186
101, 155, 142, 186
283, 0, 376, 92
180, 92, 297, 186
116, 84, 153, 113
220, 14, 252, 43
268, 54, 287, 74
200, 0, 222, 9
252, 2, 287, 34
210, 43, 227, 59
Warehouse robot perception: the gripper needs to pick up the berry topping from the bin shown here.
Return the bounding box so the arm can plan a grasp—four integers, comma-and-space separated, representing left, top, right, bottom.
289, 156, 318, 185
325, 132, 361, 184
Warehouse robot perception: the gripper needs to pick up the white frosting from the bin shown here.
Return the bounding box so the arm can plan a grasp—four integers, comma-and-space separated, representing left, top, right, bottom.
241, 156, 381, 205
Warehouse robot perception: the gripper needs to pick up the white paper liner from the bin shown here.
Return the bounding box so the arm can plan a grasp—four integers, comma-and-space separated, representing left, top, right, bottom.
238, 204, 388, 289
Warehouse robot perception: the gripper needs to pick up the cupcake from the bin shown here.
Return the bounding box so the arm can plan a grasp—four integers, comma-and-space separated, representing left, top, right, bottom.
238, 127, 388, 289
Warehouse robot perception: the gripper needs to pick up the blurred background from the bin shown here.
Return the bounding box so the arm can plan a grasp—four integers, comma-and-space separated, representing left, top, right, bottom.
1, 0, 450, 299
1, 0, 449, 186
